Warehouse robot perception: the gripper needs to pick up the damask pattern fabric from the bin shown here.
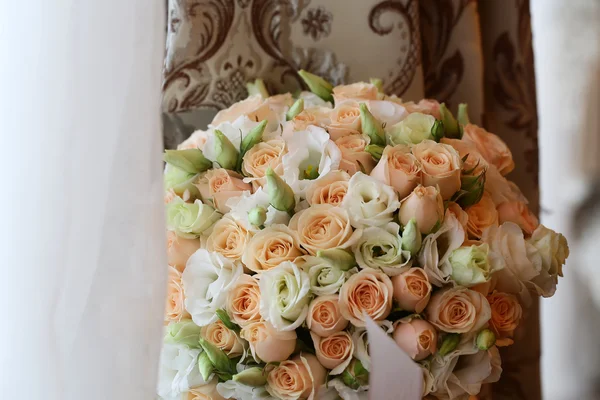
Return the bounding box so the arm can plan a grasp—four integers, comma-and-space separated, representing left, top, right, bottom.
161, 1, 540, 398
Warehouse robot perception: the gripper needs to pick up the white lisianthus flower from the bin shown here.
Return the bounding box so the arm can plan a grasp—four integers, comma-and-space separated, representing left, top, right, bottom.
366, 100, 408, 127
166, 198, 221, 239
259, 261, 312, 331
527, 224, 569, 297
341, 172, 400, 229
299, 90, 333, 109
216, 380, 274, 400
157, 343, 205, 400
225, 187, 290, 232
353, 222, 412, 276
301, 256, 356, 296
282, 125, 341, 194
182, 249, 243, 326
387, 112, 436, 145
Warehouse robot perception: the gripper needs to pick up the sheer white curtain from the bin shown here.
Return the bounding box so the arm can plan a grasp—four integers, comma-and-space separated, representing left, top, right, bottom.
0, 2, 166, 399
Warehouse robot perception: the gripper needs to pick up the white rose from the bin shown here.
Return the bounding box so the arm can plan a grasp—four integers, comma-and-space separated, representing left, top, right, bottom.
182, 249, 243, 326
259, 261, 312, 331
281, 125, 342, 194
300, 255, 355, 296
353, 222, 412, 276
341, 172, 400, 229
526, 224, 569, 297
225, 187, 290, 232
387, 112, 436, 145
157, 344, 205, 400
418, 211, 466, 286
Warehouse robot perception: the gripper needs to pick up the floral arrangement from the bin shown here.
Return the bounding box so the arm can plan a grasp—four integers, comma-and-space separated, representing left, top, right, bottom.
158, 72, 569, 400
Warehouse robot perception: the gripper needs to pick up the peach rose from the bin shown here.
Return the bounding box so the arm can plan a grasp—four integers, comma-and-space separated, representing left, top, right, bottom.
328, 102, 361, 140
197, 169, 252, 213
332, 82, 379, 103
164, 188, 178, 204
393, 318, 437, 361
335, 134, 376, 175
305, 170, 350, 206
186, 379, 225, 400
242, 138, 286, 185
288, 204, 361, 255
226, 274, 261, 327
166, 230, 200, 272
306, 295, 349, 337
392, 268, 432, 313
487, 291, 522, 347
165, 265, 190, 323
211, 95, 273, 126
178, 129, 209, 151
292, 107, 331, 131
240, 320, 297, 363
426, 287, 491, 333
206, 216, 252, 261
311, 331, 354, 374
441, 137, 489, 176
339, 269, 393, 326
463, 124, 514, 176
266, 353, 327, 400
370, 144, 422, 199
497, 201, 539, 236
399, 185, 444, 234
241, 224, 305, 272
201, 320, 244, 357
446, 201, 469, 234
404, 99, 441, 119
412, 140, 462, 200
466, 192, 499, 239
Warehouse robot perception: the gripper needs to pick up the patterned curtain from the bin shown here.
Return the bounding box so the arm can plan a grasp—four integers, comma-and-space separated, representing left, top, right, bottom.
161, 1, 540, 398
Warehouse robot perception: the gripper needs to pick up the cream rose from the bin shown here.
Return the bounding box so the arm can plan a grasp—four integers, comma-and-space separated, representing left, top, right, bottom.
211, 95, 275, 126
201, 320, 245, 357
527, 224, 569, 297
487, 291, 522, 347
370, 145, 422, 199
311, 331, 354, 374
300, 256, 353, 296
339, 269, 393, 326
197, 169, 252, 213
466, 192, 499, 239
426, 287, 491, 333
289, 204, 361, 255
387, 112, 436, 146
241, 138, 286, 184
292, 107, 331, 131
497, 201, 539, 236
186, 379, 226, 400
266, 353, 327, 400
412, 140, 462, 200
393, 318, 437, 361
240, 320, 297, 363
328, 102, 361, 140
332, 82, 379, 103
335, 134, 376, 175
165, 265, 190, 323
399, 185, 444, 234
226, 274, 261, 327
167, 230, 201, 271
352, 222, 412, 276
241, 224, 305, 273
341, 172, 400, 229
463, 124, 514, 176
305, 170, 350, 206
206, 216, 252, 261
392, 268, 432, 313
306, 295, 349, 337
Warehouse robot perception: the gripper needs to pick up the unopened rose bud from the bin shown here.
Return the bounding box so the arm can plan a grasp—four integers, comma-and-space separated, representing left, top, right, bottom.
198, 338, 235, 376
365, 144, 384, 161
248, 206, 268, 228
455, 170, 486, 208
233, 367, 267, 387
457, 103, 470, 125
266, 167, 296, 214
401, 218, 422, 255
214, 129, 240, 170
341, 359, 369, 390
238, 120, 267, 171
476, 329, 496, 350
246, 78, 269, 98
359, 103, 385, 146
438, 333, 461, 356
197, 351, 214, 381
164, 148, 212, 174
286, 98, 304, 121
317, 248, 356, 271
439, 103, 460, 139
431, 119, 445, 142
399, 185, 444, 234
369, 77, 384, 93
164, 319, 202, 348
298, 69, 333, 102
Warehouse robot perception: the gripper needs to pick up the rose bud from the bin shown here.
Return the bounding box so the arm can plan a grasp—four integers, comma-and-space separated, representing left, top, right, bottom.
359, 103, 385, 146
392, 268, 432, 313
248, 206, 267, 228
476, 328, 496, 350
393, 319, 438, 361
240, 320, 297, 363
286, 98, 304, 121
399, 185, 444, 234
307, 295, 349, 337
233, 367, 267, 387
213, 129, 239, 170
298, 69, 333, 102
265, 167, 296, 214
401, 218, 422, 255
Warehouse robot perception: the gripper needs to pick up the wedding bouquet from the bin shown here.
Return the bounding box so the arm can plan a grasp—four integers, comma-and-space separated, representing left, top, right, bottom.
158, 72, 569, 400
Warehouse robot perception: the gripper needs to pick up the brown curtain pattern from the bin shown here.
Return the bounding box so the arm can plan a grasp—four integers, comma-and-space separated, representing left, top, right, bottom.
161, 1, 540, 398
